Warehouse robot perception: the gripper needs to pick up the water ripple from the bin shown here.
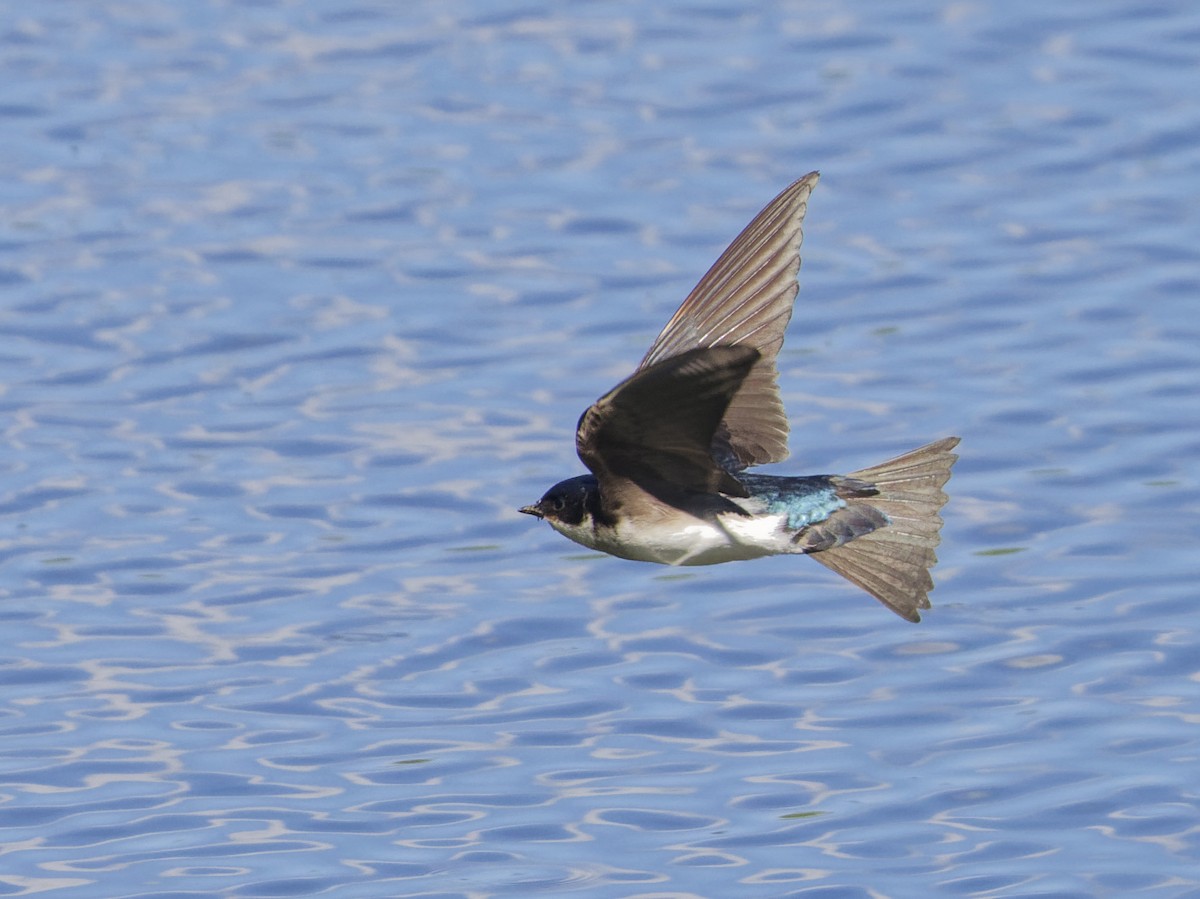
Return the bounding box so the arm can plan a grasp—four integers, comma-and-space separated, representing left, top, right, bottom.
2, 0, 1199, 896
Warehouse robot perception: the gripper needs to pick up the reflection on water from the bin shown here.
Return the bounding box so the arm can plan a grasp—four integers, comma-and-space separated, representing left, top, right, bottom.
2, 0, 1199, 896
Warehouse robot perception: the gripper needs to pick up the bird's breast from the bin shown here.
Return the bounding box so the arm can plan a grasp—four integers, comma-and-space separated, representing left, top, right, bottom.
577, 509, 792, 566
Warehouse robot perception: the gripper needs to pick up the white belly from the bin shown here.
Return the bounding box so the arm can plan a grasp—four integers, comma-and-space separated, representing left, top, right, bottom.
551, 510, 794, 566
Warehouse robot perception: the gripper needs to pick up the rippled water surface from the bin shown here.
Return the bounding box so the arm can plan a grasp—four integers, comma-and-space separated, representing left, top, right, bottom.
3, 1, 1199, 896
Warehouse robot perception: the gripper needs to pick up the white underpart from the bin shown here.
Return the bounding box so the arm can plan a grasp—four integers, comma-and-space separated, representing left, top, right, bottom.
548, 509, 796, 566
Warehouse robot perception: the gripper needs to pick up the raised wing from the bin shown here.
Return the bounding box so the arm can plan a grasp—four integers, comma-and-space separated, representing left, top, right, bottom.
639, 172, 819, 470
576, 346, 760, 499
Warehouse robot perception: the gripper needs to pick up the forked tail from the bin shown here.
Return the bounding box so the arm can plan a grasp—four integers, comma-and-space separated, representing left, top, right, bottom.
811, 437, 960, 622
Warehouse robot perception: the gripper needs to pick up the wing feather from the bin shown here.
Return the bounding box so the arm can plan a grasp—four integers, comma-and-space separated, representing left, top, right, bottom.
576, 346, 759, 499
638, 172, 819, 469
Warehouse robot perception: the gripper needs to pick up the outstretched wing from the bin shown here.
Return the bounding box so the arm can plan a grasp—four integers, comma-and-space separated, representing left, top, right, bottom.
576, 345, 760, 499
639, 172, 819, 470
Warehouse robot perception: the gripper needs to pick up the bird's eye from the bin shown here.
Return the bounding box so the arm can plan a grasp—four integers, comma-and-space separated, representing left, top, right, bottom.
552, 496, 566, 511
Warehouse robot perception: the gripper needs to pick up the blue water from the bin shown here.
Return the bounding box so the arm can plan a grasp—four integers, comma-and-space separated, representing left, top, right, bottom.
2, 1, 1198, 896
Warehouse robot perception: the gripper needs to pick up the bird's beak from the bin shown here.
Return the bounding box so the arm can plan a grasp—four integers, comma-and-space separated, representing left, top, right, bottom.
519, 503, 544, 519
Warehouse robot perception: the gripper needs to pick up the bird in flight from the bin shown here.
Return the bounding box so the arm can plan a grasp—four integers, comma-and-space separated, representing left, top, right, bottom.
520, 173, 959, 621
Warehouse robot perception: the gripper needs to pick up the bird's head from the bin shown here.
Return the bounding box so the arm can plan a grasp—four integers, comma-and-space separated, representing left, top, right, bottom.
519, 474, 598, 527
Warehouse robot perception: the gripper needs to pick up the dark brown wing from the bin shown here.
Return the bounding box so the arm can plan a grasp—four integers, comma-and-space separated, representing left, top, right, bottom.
639, 172, 819, 470
576, 346, 759, 498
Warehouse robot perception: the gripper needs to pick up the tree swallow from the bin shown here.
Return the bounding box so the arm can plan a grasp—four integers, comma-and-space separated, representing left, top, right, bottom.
520, 173, 959, 621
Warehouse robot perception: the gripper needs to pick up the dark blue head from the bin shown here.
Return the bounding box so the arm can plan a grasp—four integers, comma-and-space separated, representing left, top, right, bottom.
519, 474, 599, 526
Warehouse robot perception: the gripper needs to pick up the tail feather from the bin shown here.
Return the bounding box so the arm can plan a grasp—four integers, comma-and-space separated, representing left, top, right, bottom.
811, 437, 960, 622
